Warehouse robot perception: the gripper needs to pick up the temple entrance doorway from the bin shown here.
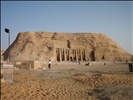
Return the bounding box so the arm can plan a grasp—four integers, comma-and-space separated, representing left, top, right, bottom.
90, 50, 95, 61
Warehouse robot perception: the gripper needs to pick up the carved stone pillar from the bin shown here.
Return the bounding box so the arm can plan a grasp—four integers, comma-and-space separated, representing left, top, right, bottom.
59, 48, 62, 61
85, 49, 87, 61
56, 48, 60, 61
64, 49, 66, 61
73, 50, 75, 61
76, 49, 78, 61
80, 49, 83, 61
78, 49, 80, 61
82, 49, 85, 61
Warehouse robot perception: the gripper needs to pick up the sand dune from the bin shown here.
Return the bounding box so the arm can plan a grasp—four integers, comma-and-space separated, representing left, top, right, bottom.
1, 63, 133, 100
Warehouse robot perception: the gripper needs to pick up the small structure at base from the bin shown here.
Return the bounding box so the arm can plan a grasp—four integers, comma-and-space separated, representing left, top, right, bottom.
1, 62, 14, 83
13, 60, 42, 70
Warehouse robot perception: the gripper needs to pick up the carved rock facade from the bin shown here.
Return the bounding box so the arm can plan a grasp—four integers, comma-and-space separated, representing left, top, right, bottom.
3, 32, 132, 63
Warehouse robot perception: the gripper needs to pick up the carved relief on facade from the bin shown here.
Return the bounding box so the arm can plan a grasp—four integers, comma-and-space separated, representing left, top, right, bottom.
55, 48, 90, 61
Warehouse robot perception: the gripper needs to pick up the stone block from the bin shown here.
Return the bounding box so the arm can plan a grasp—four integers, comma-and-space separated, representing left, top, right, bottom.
1, 64, 14, 83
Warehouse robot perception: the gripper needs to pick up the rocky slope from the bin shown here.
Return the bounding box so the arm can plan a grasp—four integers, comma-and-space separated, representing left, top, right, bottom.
3, 32, 132, 63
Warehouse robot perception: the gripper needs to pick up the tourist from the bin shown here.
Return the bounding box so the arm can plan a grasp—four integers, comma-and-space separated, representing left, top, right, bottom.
48, 60, 51, 69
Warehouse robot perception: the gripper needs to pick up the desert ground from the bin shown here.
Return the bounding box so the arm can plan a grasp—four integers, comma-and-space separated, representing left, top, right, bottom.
1, 62, 133, 100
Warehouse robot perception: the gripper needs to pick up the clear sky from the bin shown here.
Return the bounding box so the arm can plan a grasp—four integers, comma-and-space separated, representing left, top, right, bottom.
1, 1, 133, 54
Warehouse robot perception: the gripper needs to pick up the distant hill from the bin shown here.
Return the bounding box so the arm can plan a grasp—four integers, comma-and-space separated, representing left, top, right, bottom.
3, 32, 132, 63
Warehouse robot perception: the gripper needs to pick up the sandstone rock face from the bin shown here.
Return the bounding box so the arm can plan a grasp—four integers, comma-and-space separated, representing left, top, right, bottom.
3, 32, 132, 63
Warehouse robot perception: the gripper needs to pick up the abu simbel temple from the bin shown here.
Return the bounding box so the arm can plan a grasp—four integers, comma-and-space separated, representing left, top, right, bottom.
3, 32, 132, 64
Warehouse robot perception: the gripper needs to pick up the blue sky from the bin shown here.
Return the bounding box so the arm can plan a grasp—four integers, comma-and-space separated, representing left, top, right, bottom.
1, 1, 133, 54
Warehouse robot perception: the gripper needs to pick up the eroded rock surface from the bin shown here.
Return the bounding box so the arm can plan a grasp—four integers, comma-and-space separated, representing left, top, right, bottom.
3, 32, 132, 63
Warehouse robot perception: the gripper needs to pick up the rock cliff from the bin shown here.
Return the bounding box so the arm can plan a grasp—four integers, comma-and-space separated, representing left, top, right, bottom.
3, 32, 132, 63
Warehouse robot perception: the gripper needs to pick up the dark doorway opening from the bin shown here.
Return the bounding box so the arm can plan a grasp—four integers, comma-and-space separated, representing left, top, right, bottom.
90, 50, 95, 61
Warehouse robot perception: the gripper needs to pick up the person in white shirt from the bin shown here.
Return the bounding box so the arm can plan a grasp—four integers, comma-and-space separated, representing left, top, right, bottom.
48, 60, 51, 69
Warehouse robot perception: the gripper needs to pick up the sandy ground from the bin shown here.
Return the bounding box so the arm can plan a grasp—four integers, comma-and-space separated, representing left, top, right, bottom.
1, 62, 133, 100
